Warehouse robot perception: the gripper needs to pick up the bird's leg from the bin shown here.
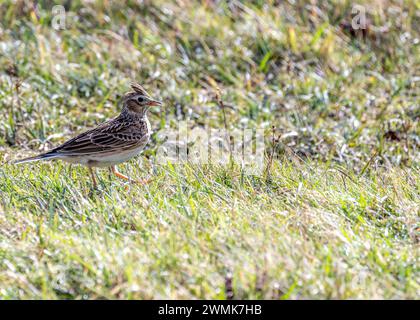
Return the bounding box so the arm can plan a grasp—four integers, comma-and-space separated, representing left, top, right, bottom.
88, 167, 98, 188
110, 165, 130, 181
110, 165, 151, 185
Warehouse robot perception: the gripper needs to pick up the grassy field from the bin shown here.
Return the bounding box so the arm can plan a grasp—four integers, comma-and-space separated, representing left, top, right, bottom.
0, 0, 419, 299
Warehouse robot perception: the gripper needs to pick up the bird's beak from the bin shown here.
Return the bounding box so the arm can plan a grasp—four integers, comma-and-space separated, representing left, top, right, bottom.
148, 99, 162, 107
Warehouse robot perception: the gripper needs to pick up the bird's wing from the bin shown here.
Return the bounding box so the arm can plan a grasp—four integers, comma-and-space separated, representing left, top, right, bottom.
48, 118, 149, 156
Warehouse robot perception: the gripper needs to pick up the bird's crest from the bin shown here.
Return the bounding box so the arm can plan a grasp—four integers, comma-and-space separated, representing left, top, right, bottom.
130, 83, 150, 97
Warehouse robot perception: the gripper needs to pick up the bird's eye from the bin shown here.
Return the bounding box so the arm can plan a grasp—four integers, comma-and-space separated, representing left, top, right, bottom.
137, 96, 145, 104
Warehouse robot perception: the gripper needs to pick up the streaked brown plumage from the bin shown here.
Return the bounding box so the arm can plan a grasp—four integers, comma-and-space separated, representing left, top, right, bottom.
15, 83, 162, 187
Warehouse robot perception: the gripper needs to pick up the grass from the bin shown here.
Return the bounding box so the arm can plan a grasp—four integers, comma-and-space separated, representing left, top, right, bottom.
0, 0, 419, 299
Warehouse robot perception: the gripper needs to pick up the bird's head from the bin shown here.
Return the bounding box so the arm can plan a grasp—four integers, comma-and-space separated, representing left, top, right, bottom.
122, 83, 162, 116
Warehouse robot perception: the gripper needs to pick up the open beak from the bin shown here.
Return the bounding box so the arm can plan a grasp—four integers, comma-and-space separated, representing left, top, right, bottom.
148, 100, 162, 107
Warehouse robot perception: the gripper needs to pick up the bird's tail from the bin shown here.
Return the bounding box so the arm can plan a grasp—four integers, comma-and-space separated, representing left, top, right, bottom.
14, 152, 57, 164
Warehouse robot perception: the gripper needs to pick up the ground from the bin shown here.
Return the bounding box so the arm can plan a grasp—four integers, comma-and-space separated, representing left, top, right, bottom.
0, 1, 419, 299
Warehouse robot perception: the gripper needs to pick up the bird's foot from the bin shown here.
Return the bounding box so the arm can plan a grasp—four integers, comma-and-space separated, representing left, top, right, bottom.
110, 165, 152, 187
134, 178, 153, 185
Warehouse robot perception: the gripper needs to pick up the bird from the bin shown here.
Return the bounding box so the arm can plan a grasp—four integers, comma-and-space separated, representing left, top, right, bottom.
14, 83, 162, 188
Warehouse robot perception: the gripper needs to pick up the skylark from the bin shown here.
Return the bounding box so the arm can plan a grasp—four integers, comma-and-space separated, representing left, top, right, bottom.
15, 83, 161, 188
